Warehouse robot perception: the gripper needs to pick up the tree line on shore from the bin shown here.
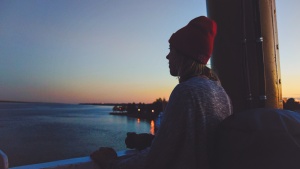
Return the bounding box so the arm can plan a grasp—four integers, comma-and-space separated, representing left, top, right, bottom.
283, 98, 300, 111
111, 98, 168, 120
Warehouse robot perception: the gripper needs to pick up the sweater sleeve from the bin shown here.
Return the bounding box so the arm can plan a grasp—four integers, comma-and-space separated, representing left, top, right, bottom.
109, 85, 188, 169
110, 148, 149, 169
144, 84, 196, 169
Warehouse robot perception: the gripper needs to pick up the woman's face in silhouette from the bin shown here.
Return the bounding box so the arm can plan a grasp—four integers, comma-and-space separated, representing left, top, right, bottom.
166, 47, 180, 76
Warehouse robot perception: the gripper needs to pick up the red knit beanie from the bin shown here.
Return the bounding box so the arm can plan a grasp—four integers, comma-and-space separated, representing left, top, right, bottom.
168, 16, 217, 64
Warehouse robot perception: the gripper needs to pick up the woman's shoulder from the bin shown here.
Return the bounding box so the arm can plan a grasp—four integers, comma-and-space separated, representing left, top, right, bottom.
171, 76, 226, 99
171, 77, 206, 95
178, 76, 220, 88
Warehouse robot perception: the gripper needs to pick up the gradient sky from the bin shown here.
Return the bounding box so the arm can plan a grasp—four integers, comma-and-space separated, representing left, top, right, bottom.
0, 0, 299, 104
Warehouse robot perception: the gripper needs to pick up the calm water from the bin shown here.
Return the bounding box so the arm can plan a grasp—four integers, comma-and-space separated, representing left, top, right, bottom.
0, 102, 154, 167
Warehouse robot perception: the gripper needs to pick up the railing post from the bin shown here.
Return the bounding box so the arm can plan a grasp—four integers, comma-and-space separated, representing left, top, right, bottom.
0, 150, 8, 169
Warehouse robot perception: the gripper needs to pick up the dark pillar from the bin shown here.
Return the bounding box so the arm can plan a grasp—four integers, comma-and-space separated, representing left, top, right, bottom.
206, 0, 282, 113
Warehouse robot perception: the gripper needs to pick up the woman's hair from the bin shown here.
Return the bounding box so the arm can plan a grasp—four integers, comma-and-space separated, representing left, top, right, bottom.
175, 50, 219, 83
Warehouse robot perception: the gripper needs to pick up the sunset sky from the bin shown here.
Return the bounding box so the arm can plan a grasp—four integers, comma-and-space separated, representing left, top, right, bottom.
1, 0, 299, 103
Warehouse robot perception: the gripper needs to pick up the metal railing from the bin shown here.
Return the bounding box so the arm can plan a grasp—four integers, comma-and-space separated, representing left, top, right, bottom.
0, 149, 137, 169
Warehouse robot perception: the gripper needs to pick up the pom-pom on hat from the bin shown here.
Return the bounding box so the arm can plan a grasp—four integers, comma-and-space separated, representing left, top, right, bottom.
168, 16, 217, 64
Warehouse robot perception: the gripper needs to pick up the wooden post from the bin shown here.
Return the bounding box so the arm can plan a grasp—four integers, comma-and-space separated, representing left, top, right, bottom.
206, 0, 282, 113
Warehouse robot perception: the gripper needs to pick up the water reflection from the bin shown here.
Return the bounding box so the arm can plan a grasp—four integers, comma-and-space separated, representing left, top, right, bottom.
0, 103, 154, 167
150, 120, 155, 135
134, 118, 155, 135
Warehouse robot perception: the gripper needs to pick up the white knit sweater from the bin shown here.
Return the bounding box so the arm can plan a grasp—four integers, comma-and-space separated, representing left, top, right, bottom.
111, 76, 233, 169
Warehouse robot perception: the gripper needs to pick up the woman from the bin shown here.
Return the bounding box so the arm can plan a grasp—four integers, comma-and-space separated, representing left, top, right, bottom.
91, 16, 233, 169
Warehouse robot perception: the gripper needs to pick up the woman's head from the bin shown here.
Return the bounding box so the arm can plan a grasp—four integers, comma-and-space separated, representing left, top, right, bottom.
166, 16, 218, 82
168, 16, 217, 64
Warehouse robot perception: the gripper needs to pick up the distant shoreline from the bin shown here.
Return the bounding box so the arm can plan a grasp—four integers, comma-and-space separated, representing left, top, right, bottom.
79, 103, 128, 106
0, 100, 75, 104
109, 111, 160, 121
0, 101, 125, 106
0, 100, 34, 103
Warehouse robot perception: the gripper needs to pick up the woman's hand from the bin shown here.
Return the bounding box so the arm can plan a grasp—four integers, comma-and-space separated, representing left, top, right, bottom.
90, 147, 117, 168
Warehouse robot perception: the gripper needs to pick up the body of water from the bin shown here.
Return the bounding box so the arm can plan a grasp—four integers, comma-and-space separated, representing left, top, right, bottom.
0, 102, 154, 167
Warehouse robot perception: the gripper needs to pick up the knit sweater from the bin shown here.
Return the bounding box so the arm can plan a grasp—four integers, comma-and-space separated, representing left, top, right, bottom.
110, 76, 233, 169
